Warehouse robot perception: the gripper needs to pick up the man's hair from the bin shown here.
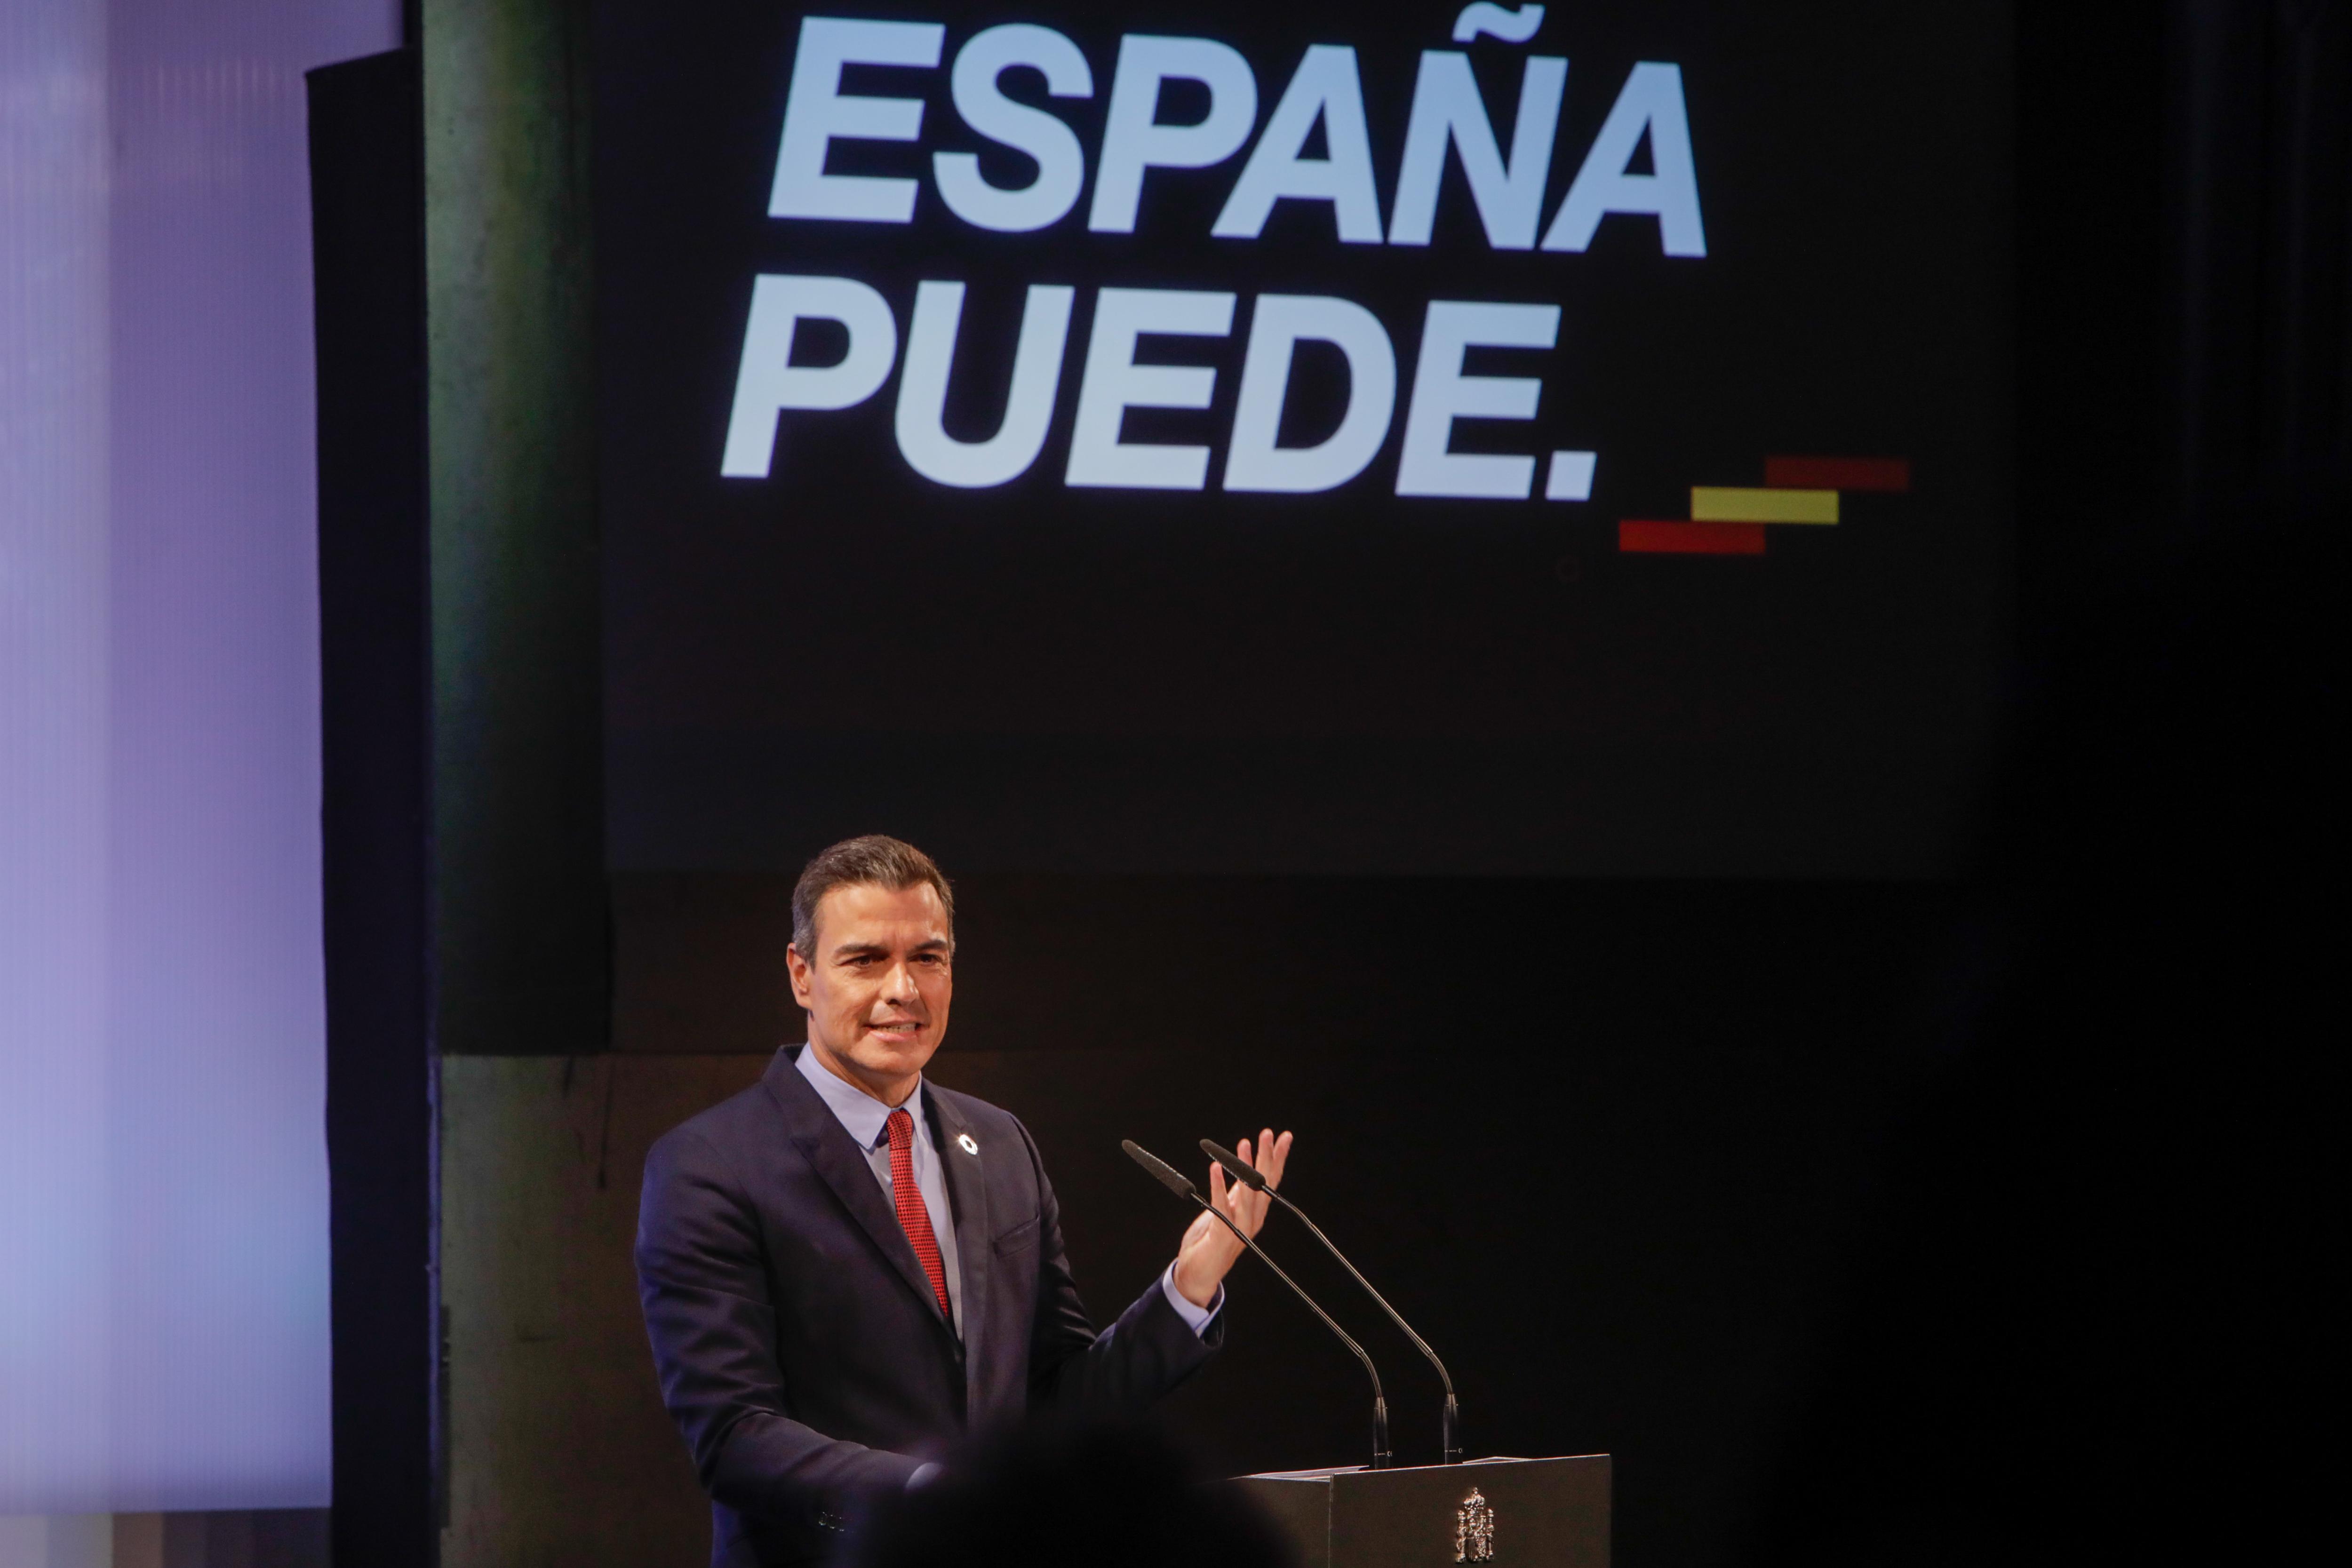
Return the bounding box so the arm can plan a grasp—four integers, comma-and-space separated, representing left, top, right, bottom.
789, 835, 956, 960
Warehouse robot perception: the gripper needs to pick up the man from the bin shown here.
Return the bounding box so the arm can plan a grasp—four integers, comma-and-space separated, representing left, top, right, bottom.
637, 835, 1292, 1568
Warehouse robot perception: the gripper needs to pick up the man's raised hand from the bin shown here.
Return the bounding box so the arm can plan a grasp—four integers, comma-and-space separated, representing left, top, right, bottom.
1171, 1127, 1294, 1308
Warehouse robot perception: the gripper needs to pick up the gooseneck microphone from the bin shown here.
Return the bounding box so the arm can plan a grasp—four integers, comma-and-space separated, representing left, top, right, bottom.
1121, 1139, 1393, 1470
1201, 1138, 1464, 1465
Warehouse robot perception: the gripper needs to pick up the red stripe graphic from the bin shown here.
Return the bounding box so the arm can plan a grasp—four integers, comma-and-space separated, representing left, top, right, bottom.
1618, 521, 1766, 555
1764, 456, 1911, 491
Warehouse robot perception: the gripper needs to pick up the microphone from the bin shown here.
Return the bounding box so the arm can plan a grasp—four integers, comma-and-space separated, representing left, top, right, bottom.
1121, 1139, 1393, 1470
1201, 1138, 1464, 1465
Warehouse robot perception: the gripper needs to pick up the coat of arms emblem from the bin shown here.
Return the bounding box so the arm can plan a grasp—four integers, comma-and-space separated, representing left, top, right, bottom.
1455, 1486, 1495, 1562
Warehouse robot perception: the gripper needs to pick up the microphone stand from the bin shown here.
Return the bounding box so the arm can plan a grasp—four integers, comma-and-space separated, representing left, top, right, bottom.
1202, 1138, 1462, 1465
1122, 1139, 1392, 1470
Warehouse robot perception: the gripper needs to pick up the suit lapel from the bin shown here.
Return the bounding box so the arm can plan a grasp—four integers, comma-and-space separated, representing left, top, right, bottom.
928, 1089, 993, 1397
761, 1050, 945, 1324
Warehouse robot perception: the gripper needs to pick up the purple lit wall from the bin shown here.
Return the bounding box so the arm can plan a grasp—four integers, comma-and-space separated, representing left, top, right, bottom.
0, 0, 398, 1515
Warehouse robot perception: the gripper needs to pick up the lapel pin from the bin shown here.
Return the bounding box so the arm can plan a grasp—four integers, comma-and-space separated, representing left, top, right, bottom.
957, 1133, 979, 1156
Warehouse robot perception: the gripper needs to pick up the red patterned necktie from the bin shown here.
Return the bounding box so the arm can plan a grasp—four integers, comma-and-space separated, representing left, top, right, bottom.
885, 1108, 952, 1320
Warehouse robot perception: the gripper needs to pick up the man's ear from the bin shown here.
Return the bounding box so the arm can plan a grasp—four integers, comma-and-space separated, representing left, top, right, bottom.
785, 943, 814, 1006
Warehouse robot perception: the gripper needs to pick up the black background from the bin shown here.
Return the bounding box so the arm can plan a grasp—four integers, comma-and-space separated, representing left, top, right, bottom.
598, 0, 2012, 877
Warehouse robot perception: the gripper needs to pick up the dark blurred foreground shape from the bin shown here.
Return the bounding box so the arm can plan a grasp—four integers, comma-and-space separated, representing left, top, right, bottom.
1750, 2, 2348, 1563
846, 1422, 1292, 1568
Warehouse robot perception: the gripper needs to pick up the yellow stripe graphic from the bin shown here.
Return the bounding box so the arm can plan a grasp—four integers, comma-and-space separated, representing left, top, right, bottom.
1690, 486, 1839, 524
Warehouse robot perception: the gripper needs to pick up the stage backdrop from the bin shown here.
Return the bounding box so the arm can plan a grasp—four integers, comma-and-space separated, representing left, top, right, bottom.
432, 4, 2012, 1563
599, 0, 2011, 879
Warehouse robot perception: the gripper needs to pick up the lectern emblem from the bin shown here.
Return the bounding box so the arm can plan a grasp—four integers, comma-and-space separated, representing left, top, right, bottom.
1455, 1487, 1495, 1562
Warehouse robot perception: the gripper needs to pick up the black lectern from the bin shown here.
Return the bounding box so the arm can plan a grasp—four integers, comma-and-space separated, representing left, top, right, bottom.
1228, 1456, 1610, 1568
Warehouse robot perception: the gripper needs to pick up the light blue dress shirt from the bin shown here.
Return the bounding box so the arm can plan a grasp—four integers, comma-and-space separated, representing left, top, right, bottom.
792, 1044, 1221, 1342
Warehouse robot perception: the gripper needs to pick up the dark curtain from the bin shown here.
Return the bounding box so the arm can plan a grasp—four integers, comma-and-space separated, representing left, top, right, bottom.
1749, 7, 2346, 1565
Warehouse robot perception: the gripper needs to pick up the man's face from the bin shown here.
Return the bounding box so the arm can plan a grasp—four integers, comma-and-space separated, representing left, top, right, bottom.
787, 880, 953, 1098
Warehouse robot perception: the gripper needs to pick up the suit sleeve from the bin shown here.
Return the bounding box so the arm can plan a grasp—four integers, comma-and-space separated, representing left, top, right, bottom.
1015, 1120, 1224, 1415
635, 1126, 924, 1521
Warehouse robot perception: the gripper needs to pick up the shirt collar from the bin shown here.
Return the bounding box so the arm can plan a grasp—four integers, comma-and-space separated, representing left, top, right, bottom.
795, 1041, 923, 1151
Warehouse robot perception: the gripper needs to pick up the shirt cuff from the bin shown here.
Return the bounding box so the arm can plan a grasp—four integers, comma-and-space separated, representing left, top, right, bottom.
1159, 1260, 1223, 1337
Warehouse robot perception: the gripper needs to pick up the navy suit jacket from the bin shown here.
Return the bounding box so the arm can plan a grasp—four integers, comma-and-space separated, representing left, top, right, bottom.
636, 1046, 1222, 1567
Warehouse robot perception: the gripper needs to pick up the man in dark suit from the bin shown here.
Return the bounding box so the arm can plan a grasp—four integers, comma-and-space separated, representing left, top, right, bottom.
637, 835, 1292, 1567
